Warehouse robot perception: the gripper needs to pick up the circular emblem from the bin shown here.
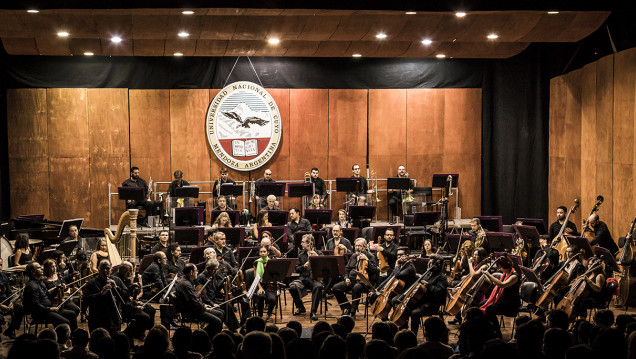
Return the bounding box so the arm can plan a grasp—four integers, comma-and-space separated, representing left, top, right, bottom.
206, 81, 282, 171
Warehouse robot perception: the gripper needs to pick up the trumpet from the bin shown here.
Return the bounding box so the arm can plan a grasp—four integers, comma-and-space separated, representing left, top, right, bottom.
304, 171, 311, 183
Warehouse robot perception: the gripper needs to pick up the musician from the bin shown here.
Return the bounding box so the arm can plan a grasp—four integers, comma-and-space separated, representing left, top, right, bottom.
89, 238, 109, 273
13, 233, 33, 266
308, 194, 324, 209
469, 218, 489, 252
547, 245, 585, 309
51, 250, 72, 283
253, 246, 278, 322
212, 168, 236, 204
402, 254, 448, 335
376, 228, 399, 274
352, 197, 372, 229
164, 244, 185, 278
213, 196, 234, 211
173, 263, 223, 337
326, 225, 352, 253
548, 206, 579, 240
450, 240, 475, 282
388, 165, 412, 224
211, 212, 233, 231
61, 225, 88, 252
336, 209, 352, 229
309, 167, 326, 197
112, 262, 156, 339
333, 238, 379, 317
390, 247, 417, 289
196, 259, 241, 331
23, 262, 78, 330
255, 169, 276, 209
349, 164, 369, 197
0, 258, 25, 339
290, 234, 323, 321
448, 247, 489, 325
260, 231, 282, 258
287, 207, 312, 255
252, 210, 272, 239
207, 231, 238, 268
480, 255, 521, 337
167, 170, 190, 207
82, 259, 127, 333
141, 251, 167, 300
151, 230, 169, 254
585, 214, 618, 254
42, 259, 80, 317
122, 166, 159, 226
532, 236, 560, 281
569, 256, 606, 319
421, 239, 436, 258
264, 195, 281, 211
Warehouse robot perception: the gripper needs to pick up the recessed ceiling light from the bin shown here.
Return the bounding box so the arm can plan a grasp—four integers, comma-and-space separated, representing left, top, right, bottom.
352, 53, 362, 57
487, 33, 499, 39
376, 33, 387, 39
57, 31, 69, 37
422, 39, 433, 45
436, 54, 446, 58
268, 38, 280, 44
456, 11, 467, 17
405, 11, 417, 15
174, 52, 183, 56
547, 11, 559, 14
111, 36, 122, 43
178, 31, 189, 38
27, 9, 39, 13
182, 10, 194, 15
84, 52, 94, 56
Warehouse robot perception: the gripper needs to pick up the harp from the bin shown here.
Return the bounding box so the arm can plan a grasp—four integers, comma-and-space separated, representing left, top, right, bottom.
103, 209, 139, 266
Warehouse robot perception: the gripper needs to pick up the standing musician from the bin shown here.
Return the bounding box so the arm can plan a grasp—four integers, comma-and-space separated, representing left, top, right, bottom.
255, 169, 276, 209
532, 236, 560, 282
174, 263, 224, 337
122, 166, 160, 226
89, 238, 109, 273
196, 259, 241, 331
388, 165, 412, 224
167, 170, 190, 208
42, 259, 80, 317
349, 164, 369, 198
213, 168, 236, 207
164, 244, 185, 278
112, 261, 156, 339
0, 258, 25, 339
206, 231, 238, 268
567, 256, 606, 319
287, 208, 312, 255
60, 224, 88, 252
151, 230, 169, 254
141, 251, 168, 300
399, 254, 448, 335
83, 259, 127, 333
326, 225, 353, 253
253, 246, 279, 322
375, 228, 399, 276
548, 206, 579, 240
469, 218, 489, 252
309, 167, 327, 199
480, 255, 521, 338
336, 209, 352, 229
252, 210, 272, 239
213, 196, 234, 211
23, 262, 78, 330
333, 238, 379, 317
289, 234, 323, 321
585, 214, 618, 254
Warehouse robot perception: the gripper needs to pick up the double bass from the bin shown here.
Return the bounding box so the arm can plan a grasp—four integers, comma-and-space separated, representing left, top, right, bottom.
581, 196, 604, 242
614, 216, 636, 307
556, 260, 604, 321
552, 199, 580, 260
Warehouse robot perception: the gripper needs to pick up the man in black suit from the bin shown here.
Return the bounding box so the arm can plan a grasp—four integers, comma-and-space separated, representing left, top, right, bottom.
174, 263, 223, 337
141, 251, 168, 300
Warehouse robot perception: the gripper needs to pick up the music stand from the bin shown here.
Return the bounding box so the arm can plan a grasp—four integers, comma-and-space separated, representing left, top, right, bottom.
189, 246, 206, 264
348, 206, 376, 228
370, 226, 402, 244
513, 225, 541, 247
220, 183, 243, 198
593, 246, 618, 269
258, 182, 286, 198
59, 218, 84, 238
338, 228, 359, 242
58, 240, 78, 257
487, 232, 515, 252
412, 212, 441, 229
174, 207, 201, 227
175, 186, 200, 199
304, 209, 333, 227
519, 266, 542, 286
288, 183, 314, 198
266, 211, 289, 226
336, 177, 362, 194
118, 187, 146, 202
494, 252, 522, 267
565, 236, 594, 259
211, 210, 240, 226
217, 227, 245, 248
413, 258, 430, 274
516, 218, 547, 235
445, 233, 473, 252
309, 255, 346, 319
237, 247, 260, 263
432, 174, 459, 190
174, 227, 204, 248
476, 216, 504, 232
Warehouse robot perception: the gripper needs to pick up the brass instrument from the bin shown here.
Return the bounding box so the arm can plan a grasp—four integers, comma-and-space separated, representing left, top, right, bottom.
104, 209, 138, 265
371, 170, 380, 202
304, 171, 311, 183
401, 172, 414, 203
475, 229, 486, 249
249, 180, 255, 203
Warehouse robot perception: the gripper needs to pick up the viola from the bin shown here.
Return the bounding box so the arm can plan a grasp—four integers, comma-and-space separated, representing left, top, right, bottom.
356, 256, 369, 282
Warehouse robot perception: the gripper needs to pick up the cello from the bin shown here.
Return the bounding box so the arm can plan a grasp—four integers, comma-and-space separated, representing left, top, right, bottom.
581, 196, 604, 242
371, 256, 417, 319
459, 259, 499, 318
552, 199, 580, 260
614, 216, 636, 307
445, 255, 493, 316
389, 268, 431, 327
556, 260, 604, 321
535, 251, 582, 310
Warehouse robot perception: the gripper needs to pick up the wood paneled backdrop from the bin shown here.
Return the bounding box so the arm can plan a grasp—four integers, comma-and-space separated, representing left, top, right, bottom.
549, 47, 636, 241
8, 88, 482, 229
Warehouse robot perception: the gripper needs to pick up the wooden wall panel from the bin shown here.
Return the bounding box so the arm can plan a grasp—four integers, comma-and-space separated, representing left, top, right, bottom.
594, 56, 614, 230
369, 89, 406, 220
129, 90, 171, 196
580, 62, 597, 222
563, 70, 583, 226
47, 89, 91, 224
549, 76, 568, 223
88, 89, 130, 228
7, 89, 49, 218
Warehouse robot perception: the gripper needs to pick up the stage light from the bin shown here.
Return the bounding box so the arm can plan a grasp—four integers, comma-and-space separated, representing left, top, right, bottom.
422, 39, 432, 45
376, 33, 387, 39
436, 54, 446, 58
57, 31, 69, 37
456, 12, 466, 17
268, 38, 280, 44
111, 36, 122, 43
178, 31, 189, 37
487, 33, 499, 39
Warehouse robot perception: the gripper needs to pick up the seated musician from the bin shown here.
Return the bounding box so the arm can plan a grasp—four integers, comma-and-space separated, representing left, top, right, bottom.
42, 259, 80, 317
449, 240, 475, 284
352, 197, 372, 229
264, 194, 280, 211
290, 234, 323, 321
253, 246, 278, 322
326, 225, 353, 254
13, 233, 33, 266
261, 231, 282, 258
211, 212, 233, 231
83, 259, 128, 333
51, 250, 73, 283
122, 166, 161, 226
449, 247, 489, 325
174, 263, 224, 336
252, 210, 272, 239
400, 254, 448, 335
66, 250, 89, 282
141, 251, 168, 300
213, 196, 234, 211
254, 169, 276, 209
532, 245, 584, 316
151, 230, 169, 254
207, 231, 238, 268
112, 261, 156, 339
167, 170, 190, 208
308, 194, 323, 210
480, 255, 520, 337
375, 228, 399, 277
336, 209, 352, 229
421, 239, 436, 258
585, 214, 618, 254
548, 206, 579, 240
469, 218, 489, 252
0, 258, 25, 339
533, 236, 560, 282
89, 238, 110, 273
388, 247, 417, 292
568, 255, 606, 319
23, 262, 77, 331
287, 207, 312, 255
333, 238, 379, 318
164, 244, 185, 278
196, 259, 240, 331
60, 224, 88, 252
